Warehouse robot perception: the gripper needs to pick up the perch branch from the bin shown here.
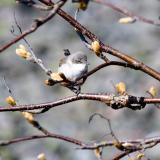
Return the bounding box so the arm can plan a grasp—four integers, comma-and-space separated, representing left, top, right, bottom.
0, 93, 160, 112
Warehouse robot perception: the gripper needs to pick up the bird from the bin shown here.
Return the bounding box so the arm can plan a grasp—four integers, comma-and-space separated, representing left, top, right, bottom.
58, 51, 88, 94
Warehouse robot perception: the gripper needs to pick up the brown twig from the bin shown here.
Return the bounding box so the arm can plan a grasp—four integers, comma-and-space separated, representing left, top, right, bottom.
38, 0, 52, 6
0, 93, 160, 112
84, 61, 138, 79
112, 150, 137, 160
0, 133, 83, 146
81, 135, 160, 150
1, 133, 160, 159
93, 0, 160, 26
0, 0, 66, 52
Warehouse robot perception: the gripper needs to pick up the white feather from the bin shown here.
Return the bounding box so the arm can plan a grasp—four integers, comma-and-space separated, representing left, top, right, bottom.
58, 59, 87, 81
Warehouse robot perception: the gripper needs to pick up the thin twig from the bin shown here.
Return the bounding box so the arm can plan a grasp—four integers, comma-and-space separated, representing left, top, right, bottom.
89, 113, 118, 141
13, 12, 52, 75
0, 0, 66, 52
80, 60, 138, 81
0, 133, 83, 146
93, 0, 160, 26
112, 150, 137, 160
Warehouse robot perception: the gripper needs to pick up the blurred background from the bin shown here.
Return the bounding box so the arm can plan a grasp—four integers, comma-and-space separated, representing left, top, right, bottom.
0, 0, 160, 159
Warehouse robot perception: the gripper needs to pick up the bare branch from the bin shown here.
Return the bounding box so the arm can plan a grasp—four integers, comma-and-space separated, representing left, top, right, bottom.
0, 133, 83, 147
112, 150, 136, 160
81, 61, 139, 80
1, 131, 160, 159
0, 93, 160, 112
0, 0, 66, 52
93, 0, 160, 26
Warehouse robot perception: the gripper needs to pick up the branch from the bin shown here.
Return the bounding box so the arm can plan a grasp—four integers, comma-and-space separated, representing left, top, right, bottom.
0, 133, 83, 146
54, 6, 160, 81
83, 61, 139, 79
1, 1, 160, 82
1, 93, 160, 112
112, 150, 137, 160
0, 0, 66, 52
1, 132, 160, 160
93, 0, 160, 26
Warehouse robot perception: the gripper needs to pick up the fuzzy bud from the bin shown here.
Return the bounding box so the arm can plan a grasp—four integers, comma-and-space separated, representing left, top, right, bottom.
116, 82, 126, 95
37, 153, 46, 160
136, 153, 145, 160
148, 86, 158, 97
50, 72, 64, 81
16, 44, 31, 60
79, 2, 88, 10
91, 40, 101, 55
21, 112, 34, 123
118, 17, 136, 24
5, 96, 16, 106
94, 147, 102, 159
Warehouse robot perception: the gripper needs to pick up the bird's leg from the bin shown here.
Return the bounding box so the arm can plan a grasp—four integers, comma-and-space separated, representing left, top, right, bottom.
82, 75, 87, 84
67, 85, 81, 95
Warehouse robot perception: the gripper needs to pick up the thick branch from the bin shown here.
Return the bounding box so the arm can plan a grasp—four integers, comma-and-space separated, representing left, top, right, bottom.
0, 93, 159, 112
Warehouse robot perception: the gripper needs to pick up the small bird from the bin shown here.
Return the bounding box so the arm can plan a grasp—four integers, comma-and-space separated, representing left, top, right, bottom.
58, 51, 88, 94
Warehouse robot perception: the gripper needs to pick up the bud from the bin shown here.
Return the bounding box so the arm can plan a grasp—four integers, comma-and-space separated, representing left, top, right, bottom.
44, 79, 54, 86
122, 142, 134, 148
136, 153, 144, 160
21, 112, 34, 123
94, 148, 102, 159
16, 44, 31, 60
37, 153, 46, 160
148, 86, 158, 97
72, 0, 89, 10
5, 96, 16, 106
79, 2, 88, 10
50, 72, 64, 81
115, 82, 126, 95
91, 40, 101, 55
118, 17, 136, 24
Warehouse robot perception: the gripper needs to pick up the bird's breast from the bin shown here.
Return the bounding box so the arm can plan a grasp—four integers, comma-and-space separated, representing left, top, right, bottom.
58, 63, 87, 81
